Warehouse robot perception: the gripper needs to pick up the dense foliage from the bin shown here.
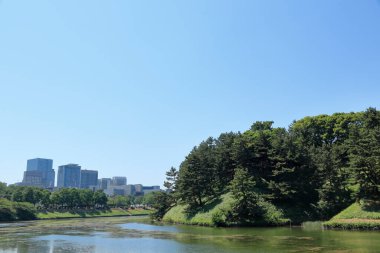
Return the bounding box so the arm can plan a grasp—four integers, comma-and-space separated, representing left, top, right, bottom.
0, 198, 36, 221
0, 184, 108, 212
157, 108, 380, 224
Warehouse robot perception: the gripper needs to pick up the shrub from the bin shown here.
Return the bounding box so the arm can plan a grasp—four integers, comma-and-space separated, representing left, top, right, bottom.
0, 198, 16, 221
212, 210, 227, 227
13, 202, 37, 220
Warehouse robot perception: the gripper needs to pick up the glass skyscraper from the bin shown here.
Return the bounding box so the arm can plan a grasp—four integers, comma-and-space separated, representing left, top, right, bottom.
25, 158, 55, 188
57, 164, 81, 188
80, 170, 98, 189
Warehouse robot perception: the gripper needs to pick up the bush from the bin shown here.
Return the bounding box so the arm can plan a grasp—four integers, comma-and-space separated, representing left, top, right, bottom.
13, 202, 37, 220
212, 210, 227, 226
0, 198, 16, 221
0, 198, 37, 221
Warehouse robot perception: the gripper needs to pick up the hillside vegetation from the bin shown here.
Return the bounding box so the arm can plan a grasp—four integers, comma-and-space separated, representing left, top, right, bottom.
324, 202, 380, 230
152, 108, 380, 227
0, 198, 36, 221
163, 193, 289, 226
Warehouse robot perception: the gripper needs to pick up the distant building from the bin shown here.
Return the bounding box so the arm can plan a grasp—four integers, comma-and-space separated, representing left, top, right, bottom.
134, 184, 143, 194
142, 186, 161, 195
125, 185, 136, 196
22, 171, 43, 187
57, 164, 81, 188
80, 170, 98, 189
111, 176, 127, 186
104, 185, 128, 196
98, 178, 111, 190
25, 158, 55, 188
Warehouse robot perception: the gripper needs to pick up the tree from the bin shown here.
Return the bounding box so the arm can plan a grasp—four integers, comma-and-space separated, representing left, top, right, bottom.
0, 182, 7, 198
93, 190, 108, 208
80, 189, 94, 209
176, 138, 217, 209
213, 132, 238, 193
350, 108, 380, 201
163, 167, 178, 192
313, 144, 353, 218
150, 191, 174, 221
228, 167, 264, 224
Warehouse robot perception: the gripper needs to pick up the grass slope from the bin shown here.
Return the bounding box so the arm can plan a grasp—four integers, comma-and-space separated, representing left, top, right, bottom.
324, 202, 380, 230
163, 193, 234, 226
163, 193, 288, 227
37, 208, 152, 219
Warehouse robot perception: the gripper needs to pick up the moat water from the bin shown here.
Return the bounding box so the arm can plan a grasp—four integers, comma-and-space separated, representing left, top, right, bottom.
0, 217, 379, 253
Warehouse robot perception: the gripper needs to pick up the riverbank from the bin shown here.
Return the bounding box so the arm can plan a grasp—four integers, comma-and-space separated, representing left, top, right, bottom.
37, 208, 152, 220
324, 202, 380, 230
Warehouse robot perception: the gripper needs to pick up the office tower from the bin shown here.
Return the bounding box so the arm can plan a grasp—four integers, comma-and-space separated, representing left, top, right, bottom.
98, 178, 111, 190
111, 176, 127, 186
22, 171, 43, 187
57, 164, 81, 188
25, 158, 55, 188
80, 170, 98, 189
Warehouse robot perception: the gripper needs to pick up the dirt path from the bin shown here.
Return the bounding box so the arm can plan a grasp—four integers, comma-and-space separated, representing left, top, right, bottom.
334, 218, 380, 223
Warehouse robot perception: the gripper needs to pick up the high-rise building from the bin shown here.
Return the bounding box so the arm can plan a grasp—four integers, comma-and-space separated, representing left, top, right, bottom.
98, 178, 111, 190
111, 176, 127, 186
22, 171, 43, 187
25, 158, 55, 188
57, 164, 81, 188
80, 170, 98, 189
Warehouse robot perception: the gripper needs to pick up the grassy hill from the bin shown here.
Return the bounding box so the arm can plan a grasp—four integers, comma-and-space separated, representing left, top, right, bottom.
163, 193, 289, 227
324, 202, 380, 230
163, 193, 235, 226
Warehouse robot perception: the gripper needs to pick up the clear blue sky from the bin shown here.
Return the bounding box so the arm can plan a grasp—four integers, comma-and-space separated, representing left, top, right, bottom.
1, 1, 379, 186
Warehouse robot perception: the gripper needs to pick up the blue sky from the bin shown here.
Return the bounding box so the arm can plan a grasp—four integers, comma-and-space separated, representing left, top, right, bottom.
0, 0, 379, 186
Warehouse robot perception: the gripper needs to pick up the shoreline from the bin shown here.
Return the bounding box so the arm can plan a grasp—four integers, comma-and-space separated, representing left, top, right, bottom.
36, 208, 152, 220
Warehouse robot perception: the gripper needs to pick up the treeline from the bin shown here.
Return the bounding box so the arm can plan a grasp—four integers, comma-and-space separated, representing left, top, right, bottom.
0, 183, 108, 211
0, 183, 157, 221
108, 192, 156, 208
157, 108, 380, 224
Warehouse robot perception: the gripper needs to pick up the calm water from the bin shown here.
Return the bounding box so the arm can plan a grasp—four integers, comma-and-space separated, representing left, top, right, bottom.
0, 217, 380, 253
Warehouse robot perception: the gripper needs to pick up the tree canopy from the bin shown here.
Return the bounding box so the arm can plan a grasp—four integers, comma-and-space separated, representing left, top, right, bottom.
161, 108, 380, 222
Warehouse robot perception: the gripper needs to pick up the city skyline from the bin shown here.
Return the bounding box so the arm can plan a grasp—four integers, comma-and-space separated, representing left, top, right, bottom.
15, 157, 158, 189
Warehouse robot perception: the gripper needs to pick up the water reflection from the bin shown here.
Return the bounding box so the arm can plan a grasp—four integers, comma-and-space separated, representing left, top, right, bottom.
0, 218, 380, 253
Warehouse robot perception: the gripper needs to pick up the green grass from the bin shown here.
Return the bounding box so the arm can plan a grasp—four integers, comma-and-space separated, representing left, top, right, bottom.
163, 193, 234, 226
323, 202, 380, 230
37, 208, 152, 219
331, 202, 380, 219
323, 220, 380, 230
163, 193, 289, 227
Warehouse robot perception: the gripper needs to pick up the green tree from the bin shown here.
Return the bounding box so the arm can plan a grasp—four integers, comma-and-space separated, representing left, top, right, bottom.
213, 132, 238, 193
163, 167, 178, 192
350, 108, 380, 201
93, 190, 108, 208
150, 191, 174, 221
0, 182, 7, 198
80, 189, 94, 208
176, 138, 217, 209
228, 167, 263, 224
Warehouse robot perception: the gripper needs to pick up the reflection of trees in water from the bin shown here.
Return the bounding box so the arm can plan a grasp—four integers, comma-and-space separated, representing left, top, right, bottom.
1, 222, 380, 253
0, 237, 95, 253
